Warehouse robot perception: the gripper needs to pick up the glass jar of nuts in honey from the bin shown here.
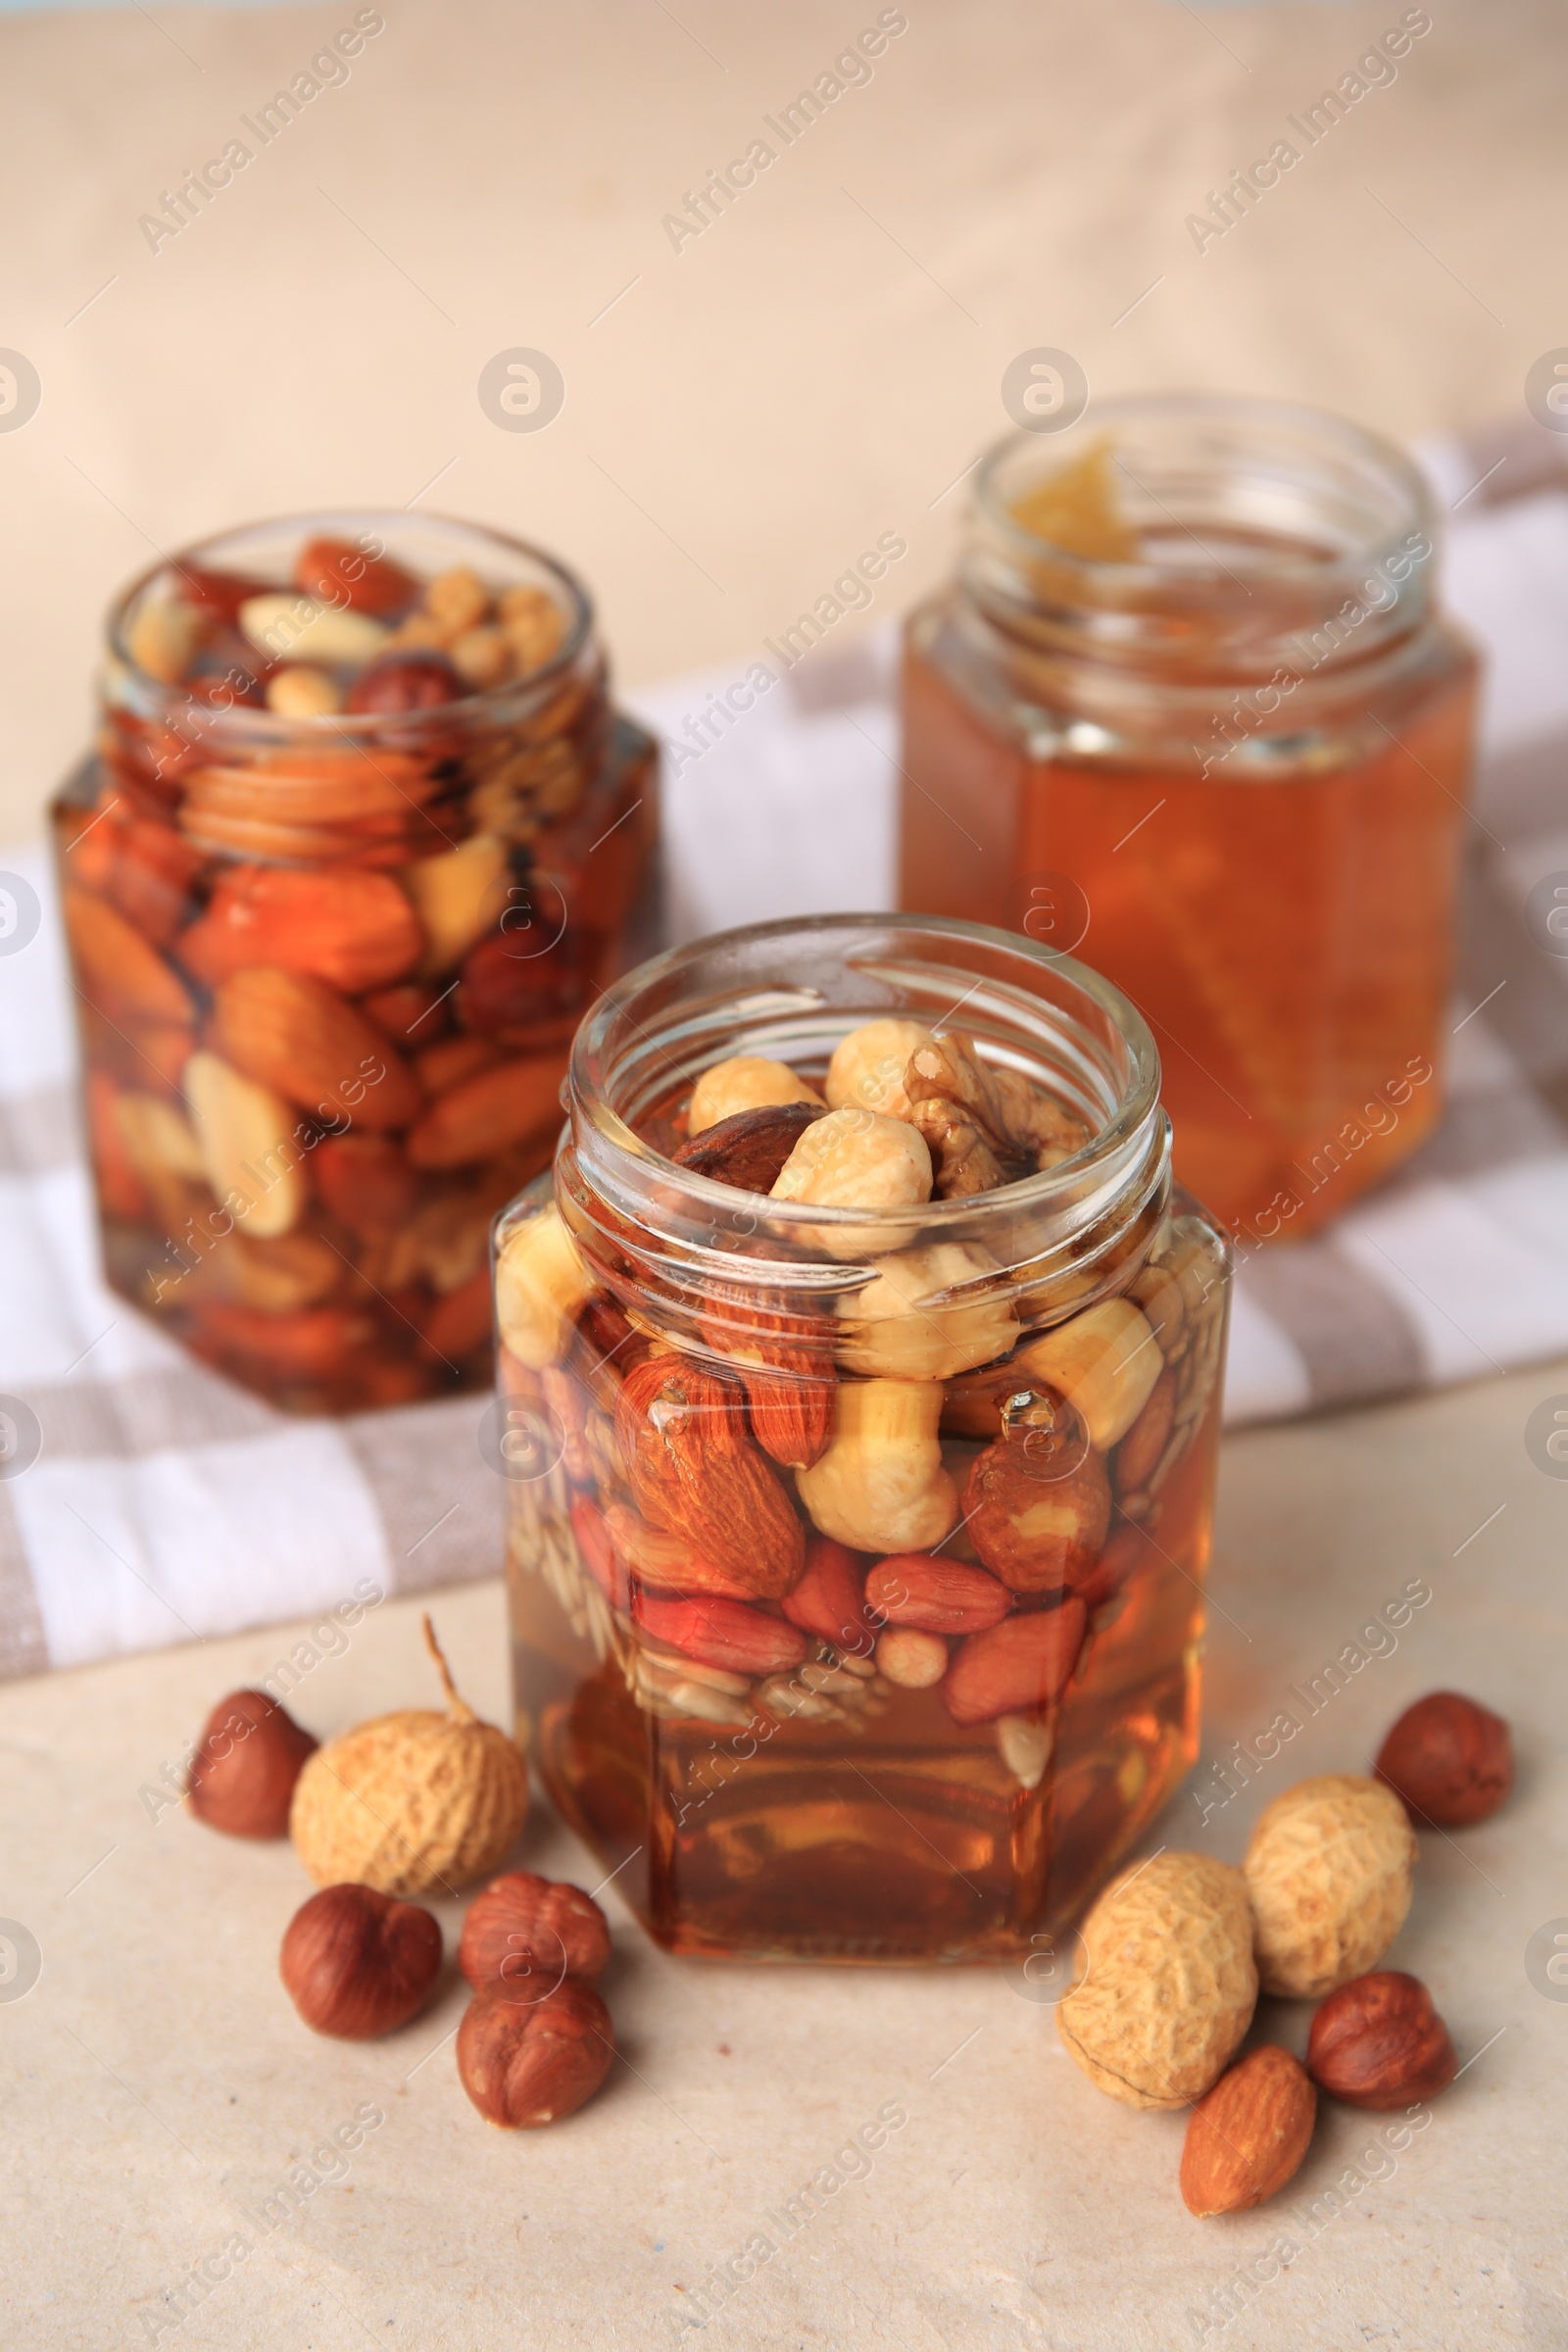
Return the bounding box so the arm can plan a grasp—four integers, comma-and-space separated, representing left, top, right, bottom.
898, 395, 1480, 1240
497, 912, 1230, 1961
53, 514, 659, 1411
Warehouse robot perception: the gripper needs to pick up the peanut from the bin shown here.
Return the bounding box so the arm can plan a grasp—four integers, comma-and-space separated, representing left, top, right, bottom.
1057, 1851, 1257, 2110
875, 1627, 949, 1689
1244, 1775, 1416, 1999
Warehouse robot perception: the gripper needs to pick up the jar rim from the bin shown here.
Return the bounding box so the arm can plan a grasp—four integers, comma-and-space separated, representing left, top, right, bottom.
564, 912, 1168, 1282
104, 508, 595, 733
974, 391, 1435, 588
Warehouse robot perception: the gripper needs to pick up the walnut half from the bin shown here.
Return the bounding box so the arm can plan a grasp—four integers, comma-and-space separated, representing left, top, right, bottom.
904, 1032, 1088, 1199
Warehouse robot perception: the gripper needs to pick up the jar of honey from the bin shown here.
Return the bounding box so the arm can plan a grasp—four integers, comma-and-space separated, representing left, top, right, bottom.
897, 396, 1480, 1238
497, 913, 1230, 1961
54, 514, 659, 1411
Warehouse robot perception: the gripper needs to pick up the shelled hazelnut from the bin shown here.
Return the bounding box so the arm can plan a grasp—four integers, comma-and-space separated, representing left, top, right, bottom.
280, 1883, 442, 2039
186, 1689, 318, 1839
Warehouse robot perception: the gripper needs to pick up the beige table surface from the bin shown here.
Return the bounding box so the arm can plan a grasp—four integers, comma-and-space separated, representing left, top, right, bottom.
2, 1361, 1564, 2350
3, 4, 1567, 2346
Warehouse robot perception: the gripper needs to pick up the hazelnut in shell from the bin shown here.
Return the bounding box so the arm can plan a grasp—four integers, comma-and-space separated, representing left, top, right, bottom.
187, 1688, 318, 1838
457, 1977, 613, 2128
281, 1883, 442, 2039
459, 1872, 611, 1993
290, 1617, 527, 1897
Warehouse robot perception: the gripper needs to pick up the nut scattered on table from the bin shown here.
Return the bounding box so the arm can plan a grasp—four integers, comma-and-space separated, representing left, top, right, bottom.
459, 1871, 612, 1993
1374, 1690, 1514, 1828
280, 1882, 442, 2039
186, 1688, 318, 1839
1056, 1851, 1257, 2110
1244, 1774, 1416, 1999
457, 1975, 614, 2128
290, 1615, 528, 1896
1305, 1969, 1458, 2110
1180, 2045, 1317, 2217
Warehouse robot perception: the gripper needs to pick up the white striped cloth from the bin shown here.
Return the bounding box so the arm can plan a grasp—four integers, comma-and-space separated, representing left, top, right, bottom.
3, 422, 1565, 1679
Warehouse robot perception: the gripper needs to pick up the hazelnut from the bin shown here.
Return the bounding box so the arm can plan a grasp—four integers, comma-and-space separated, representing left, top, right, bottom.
344, 652, 465, 713
186, 1688, 318, 1839
459, 1872, 611, 1994
1180, 2046, 1317, 2217
1374, 1690, 1514, 1827
687, 1054, 822, 1134
280, 1883, 442, 2039
457, 1977, 613, 2128
1306, 1970, 1458, 2110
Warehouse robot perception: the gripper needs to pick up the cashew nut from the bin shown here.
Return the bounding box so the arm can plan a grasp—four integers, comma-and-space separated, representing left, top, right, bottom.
1013, 1297, 1162, 1450
688, 1054, 823, 1134
838, 1243, 1018, 1380
825, 1018, 936, 1124
796, 1378, 956, 1553
495, 1202, 593, 1368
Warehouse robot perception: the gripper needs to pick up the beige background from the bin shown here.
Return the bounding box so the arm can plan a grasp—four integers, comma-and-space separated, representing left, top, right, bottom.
4, 5, 1568, 2345
1, 0, 1565, 840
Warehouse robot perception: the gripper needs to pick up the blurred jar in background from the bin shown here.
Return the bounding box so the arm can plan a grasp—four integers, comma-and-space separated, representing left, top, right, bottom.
54, 514, 659, 1411
898, 395, 1480, 1239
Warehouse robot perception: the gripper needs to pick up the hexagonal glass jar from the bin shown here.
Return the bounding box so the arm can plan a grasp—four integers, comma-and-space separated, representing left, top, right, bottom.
52, 513, 659, 1412
497, 914, 1231, 1961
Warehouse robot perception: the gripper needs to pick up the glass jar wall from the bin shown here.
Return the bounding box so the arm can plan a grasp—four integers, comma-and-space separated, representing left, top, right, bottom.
53, 513, 659, 1411
497, 914, 1231, 1963
897, 396, 1480, 1239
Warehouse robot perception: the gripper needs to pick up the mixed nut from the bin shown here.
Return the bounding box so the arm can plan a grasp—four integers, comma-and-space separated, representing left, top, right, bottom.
501, 1007, 1230, 1955
56, 519, 657, 1411
187, 1618, 617, 2132
1055, 1690, 1513, 2220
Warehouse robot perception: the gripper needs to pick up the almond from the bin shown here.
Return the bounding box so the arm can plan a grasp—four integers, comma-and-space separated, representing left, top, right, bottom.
632, 1592, 808, 1678
183, 1050, 307, 1239
1180, 2046, 1317, 2216
940, 1601, 1087, 1726
419, 1267, 492, 1361
615, 1355, 806, 1599
701, 1280, 836, 1471
601, 1500, 762, 1602
188, 1301, 375, 1376
1305, 1970, 1457, 2110
102, 817, 206, 948
214, 967, 421, 1131
569, 1497, 632, 1608
864, 1552, 1012, 1636
313, 1134, 417, 1237
178, 867, 423, 994
672, 1102, 826, 1192
64, 887, 192, 1027
780, 1537, 879, 1649
404, 1054, 564, 1168
416, 1035, 500, 1095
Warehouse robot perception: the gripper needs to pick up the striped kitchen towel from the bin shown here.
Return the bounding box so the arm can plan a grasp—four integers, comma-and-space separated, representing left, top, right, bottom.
2, 421, 1565, 1679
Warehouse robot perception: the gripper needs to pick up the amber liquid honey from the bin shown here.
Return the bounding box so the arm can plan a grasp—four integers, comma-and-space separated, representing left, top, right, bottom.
502, 1090, 1230, 1965
511, 1418, 1217, 1961
900, 636, 1478, 1240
